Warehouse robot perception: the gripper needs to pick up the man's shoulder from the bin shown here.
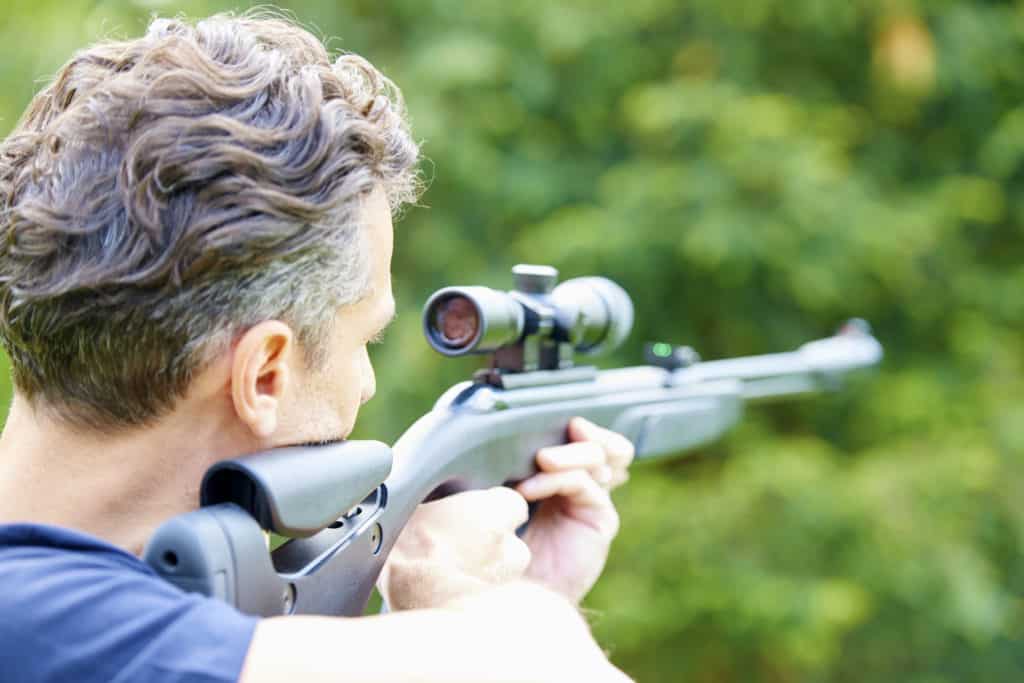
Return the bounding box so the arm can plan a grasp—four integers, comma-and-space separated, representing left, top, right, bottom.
0, 522, 175, 606
0, 522, 144, 569
0, 523, 259, 683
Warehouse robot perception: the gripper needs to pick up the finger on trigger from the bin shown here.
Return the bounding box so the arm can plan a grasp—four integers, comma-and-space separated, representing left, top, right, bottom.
536, 441, 606, 472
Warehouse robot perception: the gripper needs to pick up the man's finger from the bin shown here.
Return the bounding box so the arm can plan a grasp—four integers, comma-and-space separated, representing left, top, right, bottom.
495, 534, 532, 581
536, 441, 606, 473
480, 486, 530, 530
516, 469, 610, 509
568, 417, 635, 472
609, 469, 629, 488
517, 470, 619, 537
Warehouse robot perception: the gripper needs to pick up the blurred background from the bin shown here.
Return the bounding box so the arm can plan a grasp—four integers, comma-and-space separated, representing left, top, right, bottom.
2, 0, 1022, 680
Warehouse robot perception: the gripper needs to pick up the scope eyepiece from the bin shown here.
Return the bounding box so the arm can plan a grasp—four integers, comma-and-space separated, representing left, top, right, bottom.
422, 266, 633, 372
432, 295, 479, 348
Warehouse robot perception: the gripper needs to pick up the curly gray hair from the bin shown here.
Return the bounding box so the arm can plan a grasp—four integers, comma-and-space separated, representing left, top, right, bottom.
0, 13, 420, 430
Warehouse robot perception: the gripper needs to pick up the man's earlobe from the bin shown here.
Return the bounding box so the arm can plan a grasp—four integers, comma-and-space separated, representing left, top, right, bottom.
231, 321, 295, 439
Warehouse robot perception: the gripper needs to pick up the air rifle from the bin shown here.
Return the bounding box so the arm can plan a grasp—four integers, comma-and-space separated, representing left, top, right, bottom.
144, 264, 883, 617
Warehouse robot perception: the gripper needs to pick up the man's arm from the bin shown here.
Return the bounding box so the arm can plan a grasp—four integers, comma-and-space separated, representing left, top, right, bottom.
241, 418, 636, 682
240, 582, 632, 683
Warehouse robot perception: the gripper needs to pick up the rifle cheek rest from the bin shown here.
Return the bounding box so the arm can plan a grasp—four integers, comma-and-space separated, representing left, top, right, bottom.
200, 440, 393, 537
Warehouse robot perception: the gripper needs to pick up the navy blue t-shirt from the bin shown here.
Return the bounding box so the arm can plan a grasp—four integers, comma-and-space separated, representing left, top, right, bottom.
0, 523, 259, 683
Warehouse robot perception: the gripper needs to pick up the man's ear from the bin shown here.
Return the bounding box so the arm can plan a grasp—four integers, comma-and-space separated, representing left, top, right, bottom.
230, 321, 295, 439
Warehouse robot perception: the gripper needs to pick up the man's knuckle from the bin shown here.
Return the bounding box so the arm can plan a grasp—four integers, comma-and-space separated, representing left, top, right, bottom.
507, 536, 532, 574
493, 486, 528, 520
568, 469, 592, 488
586, 475, 608, 497
607, 508, 621, 537
487, 485, 512, 498
567, 440, 601, 461
458, 488, 490, 507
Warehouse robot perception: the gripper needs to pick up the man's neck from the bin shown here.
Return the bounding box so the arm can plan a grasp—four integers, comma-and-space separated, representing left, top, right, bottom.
0, 395, 254, 555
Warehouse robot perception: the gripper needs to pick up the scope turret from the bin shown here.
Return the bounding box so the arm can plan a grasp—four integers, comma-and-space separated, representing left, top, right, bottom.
423, 264, 633, 375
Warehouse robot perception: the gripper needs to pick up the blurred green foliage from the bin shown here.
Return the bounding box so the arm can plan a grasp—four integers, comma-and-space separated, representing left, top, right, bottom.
1, 0, 1022, 680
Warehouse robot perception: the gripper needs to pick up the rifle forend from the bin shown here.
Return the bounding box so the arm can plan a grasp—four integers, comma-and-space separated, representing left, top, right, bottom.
144, 265, 883, 618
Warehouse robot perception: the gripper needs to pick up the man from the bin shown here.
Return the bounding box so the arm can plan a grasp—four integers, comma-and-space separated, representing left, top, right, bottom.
0, 13, 634, 683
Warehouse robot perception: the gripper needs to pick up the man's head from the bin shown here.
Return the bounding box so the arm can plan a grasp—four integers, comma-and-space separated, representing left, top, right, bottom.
0, 14, 418, 442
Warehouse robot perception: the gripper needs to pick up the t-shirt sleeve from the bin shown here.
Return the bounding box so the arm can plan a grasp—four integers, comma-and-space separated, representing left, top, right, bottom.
0, 538, 259, 683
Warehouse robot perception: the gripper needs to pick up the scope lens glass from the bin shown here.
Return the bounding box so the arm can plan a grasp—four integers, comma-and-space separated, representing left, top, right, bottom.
433, 296, 479, 348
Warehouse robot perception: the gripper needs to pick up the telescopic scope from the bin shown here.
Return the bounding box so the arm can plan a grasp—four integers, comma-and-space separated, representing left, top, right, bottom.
422, 265, 633, 369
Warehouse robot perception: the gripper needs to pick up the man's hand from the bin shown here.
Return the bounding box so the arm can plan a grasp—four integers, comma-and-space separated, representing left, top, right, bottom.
379, 487, 532, 610
379, 417, 634, 609
517, 417, 634, 603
